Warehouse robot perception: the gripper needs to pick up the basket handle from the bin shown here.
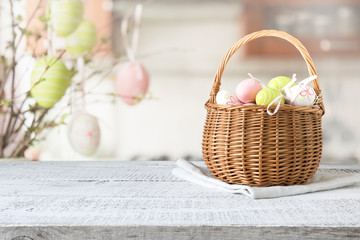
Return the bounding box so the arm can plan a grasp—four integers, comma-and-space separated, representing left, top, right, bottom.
209, 29, 325, 114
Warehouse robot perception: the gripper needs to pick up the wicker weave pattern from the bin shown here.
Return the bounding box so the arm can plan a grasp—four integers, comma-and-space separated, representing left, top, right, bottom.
202, 30, 324, 187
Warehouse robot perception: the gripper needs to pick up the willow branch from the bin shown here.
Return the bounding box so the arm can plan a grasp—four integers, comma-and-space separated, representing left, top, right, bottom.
14, 0, 45, 50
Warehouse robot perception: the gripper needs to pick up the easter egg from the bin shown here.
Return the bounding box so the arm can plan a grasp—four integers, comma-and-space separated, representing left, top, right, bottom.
68, 113, 101, 156
24, 147, 41, 161
30, 57, 71, 108
66, 20, 97, 57
53, 0, 83, 37
256, 87, 285, 106
236, 78, 262, 103
268, 76, 293, 94
284, 85, 316, 106
216, 90, 242, 105
116, 62, 149, 106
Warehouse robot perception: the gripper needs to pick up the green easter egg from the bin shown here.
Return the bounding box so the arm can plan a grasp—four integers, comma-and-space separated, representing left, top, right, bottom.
30, 87, 65, 108
31, 57, 71, 109
54, 0, 84, 37
268, 76, 293, 94
256, 87, 285, 106
66, 20, 97, 57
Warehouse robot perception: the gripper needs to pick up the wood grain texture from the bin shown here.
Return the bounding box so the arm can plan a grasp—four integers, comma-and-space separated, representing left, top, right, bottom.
1, 226, 360, 240
0, 161, 359, 240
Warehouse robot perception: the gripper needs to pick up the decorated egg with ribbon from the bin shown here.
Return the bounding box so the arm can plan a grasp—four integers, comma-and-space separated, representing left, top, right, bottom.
216, 90, 242, 105
236, 77, 263, 103
256, 87, 284, 106
268, 76, 293, 94
53, 0, 83, 37
30, 57, 71, 108
66, 20, 97, 57
284, 85, 316, 106
68, 113, 101, 156
116, 62, 149, 105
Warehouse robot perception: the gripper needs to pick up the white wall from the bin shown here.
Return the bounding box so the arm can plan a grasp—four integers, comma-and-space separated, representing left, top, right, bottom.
113, 1, 243, 160
113, 1, 360, 163
11, 0, 360, 163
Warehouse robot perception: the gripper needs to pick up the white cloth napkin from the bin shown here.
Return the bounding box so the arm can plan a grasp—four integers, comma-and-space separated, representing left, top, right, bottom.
172, 159, 360, 199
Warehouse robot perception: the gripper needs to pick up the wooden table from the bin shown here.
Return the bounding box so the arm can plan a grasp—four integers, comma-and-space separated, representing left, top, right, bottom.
0, 161, 359, 240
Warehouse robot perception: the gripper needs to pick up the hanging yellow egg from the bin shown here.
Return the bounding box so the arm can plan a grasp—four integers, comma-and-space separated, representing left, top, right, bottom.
53, 0, 84, 37
30, 57, 71, 108
66, 20, 97, 57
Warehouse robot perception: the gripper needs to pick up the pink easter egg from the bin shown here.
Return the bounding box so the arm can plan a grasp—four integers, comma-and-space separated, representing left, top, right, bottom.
24, 147, 41, 161
116, 62, 149, 106
236, 78, 263, 103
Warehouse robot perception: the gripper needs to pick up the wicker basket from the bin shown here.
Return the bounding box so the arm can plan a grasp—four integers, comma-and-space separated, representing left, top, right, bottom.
202, 30, 325, 187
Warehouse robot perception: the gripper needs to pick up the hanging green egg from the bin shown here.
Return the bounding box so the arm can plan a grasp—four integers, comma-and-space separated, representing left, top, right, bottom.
53, 0, 84, 37
66, 20, 97, 57
30, 57, 71, 109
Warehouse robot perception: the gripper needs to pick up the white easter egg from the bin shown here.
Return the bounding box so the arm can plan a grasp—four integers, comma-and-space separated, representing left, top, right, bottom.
285, 85, 316, 106
216, 90, 242, 105
68, 113, 101, 156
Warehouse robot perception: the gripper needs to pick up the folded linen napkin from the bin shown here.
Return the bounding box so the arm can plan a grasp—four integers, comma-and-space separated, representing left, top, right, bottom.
172, 159, 360, 199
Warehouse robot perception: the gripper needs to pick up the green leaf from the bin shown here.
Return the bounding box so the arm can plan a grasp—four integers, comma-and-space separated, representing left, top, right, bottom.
0, 98, 11, 107
0, 56, 9, 67
59, 113, 69, 124
69, 69, 77, 78
24, 29, 32, 36
100, 37, 109, 44
17, 15, 23, 22
39, 15, 47, 22
83, 57, 91, 64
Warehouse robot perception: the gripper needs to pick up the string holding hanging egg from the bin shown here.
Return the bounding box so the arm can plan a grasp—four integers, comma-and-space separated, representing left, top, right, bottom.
51, 0, 101, 157
115, 4, 150, 106
67, 48, 101, 157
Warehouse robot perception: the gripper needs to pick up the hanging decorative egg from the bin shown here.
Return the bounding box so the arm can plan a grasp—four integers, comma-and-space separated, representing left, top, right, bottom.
30, 57, 71, 108
53, 0, 84, 37
66, 20, 97, 57
115, 62, 149, 105
68, 113, 101, 156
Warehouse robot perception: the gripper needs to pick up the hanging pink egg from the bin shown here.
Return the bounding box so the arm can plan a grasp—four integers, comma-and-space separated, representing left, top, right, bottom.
115, 62, 149, 105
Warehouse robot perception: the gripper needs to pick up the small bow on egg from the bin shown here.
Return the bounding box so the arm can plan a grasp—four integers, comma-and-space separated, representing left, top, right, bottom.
267, 74, 317, 115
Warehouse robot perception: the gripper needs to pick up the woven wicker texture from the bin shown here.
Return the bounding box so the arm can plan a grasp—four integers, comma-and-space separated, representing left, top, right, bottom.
202, 30, 324, 187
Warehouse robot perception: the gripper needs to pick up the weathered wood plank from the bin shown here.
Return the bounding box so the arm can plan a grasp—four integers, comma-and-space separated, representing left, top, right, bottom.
1, 226, 360, 240
0, 161, 359, 239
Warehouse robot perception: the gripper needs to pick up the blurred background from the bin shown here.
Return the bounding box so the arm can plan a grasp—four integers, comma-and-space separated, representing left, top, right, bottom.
1, 0, 360, 164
